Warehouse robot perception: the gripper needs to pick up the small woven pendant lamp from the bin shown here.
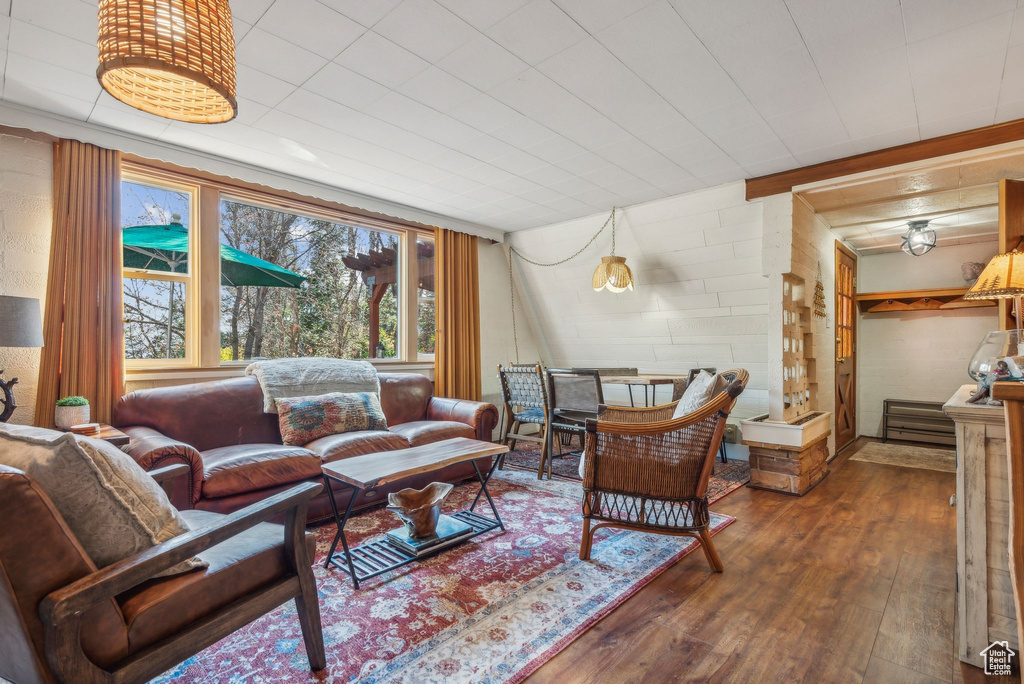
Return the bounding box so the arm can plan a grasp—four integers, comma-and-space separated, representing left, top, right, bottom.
592, 208, 635, 293
97, 0, 237, 124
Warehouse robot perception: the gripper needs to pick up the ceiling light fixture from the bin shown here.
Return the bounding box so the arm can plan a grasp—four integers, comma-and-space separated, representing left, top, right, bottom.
592, 208, 635, 292
900, 219, 937, 257
97, 0, 238, 124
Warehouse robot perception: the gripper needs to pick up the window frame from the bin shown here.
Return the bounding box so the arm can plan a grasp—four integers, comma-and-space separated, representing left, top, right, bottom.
415, 234, 436, 362
120, 169, 200, 369
120, 160, 435, 373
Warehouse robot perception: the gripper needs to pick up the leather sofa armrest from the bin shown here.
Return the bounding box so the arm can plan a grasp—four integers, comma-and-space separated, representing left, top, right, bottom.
426, 398, 499, 442
121, 426, 204, 509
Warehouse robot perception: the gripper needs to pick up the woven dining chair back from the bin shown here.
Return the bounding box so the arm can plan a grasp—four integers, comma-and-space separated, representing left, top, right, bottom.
547, 368, 604, 414
498, 363, 548, 410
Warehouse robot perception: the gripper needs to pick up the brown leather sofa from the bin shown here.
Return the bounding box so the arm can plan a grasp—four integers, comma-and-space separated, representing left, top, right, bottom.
113, 373, 499, 523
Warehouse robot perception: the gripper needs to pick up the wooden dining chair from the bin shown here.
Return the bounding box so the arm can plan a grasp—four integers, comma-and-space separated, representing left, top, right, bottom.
544, 368, 603, 479
578, 369, 748, 569
497, 363, 550, 478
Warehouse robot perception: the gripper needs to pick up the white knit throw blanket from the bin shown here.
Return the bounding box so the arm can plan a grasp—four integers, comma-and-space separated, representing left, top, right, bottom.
245, 358, 380, 413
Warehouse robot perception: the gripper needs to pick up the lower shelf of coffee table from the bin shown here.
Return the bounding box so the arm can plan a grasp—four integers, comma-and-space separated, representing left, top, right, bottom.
326, 510, 501, 583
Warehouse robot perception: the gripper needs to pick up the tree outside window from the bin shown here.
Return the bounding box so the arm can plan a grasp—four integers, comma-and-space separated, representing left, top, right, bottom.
219, 198, 401, 362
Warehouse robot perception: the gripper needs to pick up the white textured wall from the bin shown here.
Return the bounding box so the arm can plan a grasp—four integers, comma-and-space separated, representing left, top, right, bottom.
478, 239, 539, 413
0, 133, 53, 425
504, 181, 768, 424
856, 241, 999, 437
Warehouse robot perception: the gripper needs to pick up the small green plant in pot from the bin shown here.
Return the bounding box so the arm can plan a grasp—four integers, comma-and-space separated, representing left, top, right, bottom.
54, 396, 90, 430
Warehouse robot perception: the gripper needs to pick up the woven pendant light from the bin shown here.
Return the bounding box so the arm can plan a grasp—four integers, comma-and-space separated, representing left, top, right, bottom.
97, 0, 238, 124
592, 208, 634, 293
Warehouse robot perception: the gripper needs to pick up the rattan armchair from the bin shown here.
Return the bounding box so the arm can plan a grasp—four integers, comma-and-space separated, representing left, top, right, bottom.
579, 369, 749, 570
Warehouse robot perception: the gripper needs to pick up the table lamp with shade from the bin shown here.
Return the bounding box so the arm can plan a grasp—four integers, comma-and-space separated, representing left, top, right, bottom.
964, 250, 1024, 402
0, 295, 44, 422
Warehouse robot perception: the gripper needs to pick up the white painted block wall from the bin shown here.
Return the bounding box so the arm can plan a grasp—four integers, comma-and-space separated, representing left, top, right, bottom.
0, 133, 52, 425
504, 181, 769, 433
856, 241, 999, 437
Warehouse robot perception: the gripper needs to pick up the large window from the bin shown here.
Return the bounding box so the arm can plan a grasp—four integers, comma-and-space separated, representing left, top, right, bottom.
121, 176, 197, 364
120, 164, 434, 369
219, 198, 401, 362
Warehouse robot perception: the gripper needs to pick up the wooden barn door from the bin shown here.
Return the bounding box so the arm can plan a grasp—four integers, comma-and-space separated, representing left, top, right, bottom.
835, 242, 857, 451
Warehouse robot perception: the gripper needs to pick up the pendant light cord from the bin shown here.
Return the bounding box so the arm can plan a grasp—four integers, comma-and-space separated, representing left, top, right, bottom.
506, 208, 616, 362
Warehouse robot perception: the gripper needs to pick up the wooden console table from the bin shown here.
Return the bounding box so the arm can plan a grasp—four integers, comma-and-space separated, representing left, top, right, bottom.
944, 385, 1018, 667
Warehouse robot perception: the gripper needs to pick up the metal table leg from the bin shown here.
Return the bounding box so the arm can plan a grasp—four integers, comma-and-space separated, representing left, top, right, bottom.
469, 457, 505, 531
322, 474, 361, 588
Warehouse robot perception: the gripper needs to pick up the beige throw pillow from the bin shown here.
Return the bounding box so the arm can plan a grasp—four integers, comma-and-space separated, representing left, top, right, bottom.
0, 424, 205, 577
672, 371, 717, 419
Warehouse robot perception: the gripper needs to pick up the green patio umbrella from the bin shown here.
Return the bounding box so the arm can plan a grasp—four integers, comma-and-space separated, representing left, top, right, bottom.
123, 221, 306, 357
122, 221, 308, 288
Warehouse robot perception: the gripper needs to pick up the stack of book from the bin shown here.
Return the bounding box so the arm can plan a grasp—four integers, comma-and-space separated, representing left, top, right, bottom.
386, 515, 473, 557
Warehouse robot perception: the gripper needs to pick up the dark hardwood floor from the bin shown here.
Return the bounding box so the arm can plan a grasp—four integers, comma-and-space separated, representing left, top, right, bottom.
526, 437, 997, 683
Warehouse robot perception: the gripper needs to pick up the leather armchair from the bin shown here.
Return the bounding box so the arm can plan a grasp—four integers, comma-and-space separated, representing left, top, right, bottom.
0, 462, 325, 684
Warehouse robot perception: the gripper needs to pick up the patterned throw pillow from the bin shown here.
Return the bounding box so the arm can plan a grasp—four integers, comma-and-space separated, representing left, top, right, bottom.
276, 392, 388, 446
671, 370, 717, 419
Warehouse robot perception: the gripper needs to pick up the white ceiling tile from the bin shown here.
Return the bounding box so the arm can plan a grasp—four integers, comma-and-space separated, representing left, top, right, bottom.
334, 31, 430, 88
303, 62, 389, 110
448, 93, 523, 132
435, 0, 531, 30
901, 0, 1016, 43
11, 0, 95, 43
6, 52, 98, 103
437, 35, 529, 90
236, 28, 328, 85
489, 118, 557, 149
318, 0, 404, 27
374, 0, 476, 62
918, 107, 997, 139
4, 76, 92, 119
553, 0, 658, 33
235, 65, 296, 108
523, 135, 587, 164
226, 0, 275, 24
6, 19, 91, 76
486, 0, 588, 65
233, 97, 271, 126
232, 15, 253, 44
538, 37, 687, 135
397, 66, 482, 112
255, 0, 365, 59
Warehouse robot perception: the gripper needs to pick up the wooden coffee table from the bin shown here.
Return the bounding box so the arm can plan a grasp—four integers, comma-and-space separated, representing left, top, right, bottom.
321, 437, 509, 588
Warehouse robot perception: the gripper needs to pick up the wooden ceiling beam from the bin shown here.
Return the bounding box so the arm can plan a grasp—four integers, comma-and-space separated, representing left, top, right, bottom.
745, 117, 1024, 200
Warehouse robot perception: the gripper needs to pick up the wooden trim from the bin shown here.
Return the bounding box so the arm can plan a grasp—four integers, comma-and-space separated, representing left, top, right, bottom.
745, 117, 1024, 200
992, 382, 1024, 674
122, 155, 437, 235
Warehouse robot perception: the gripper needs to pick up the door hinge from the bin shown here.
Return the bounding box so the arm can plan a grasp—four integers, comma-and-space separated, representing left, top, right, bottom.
852, 275, 857, 288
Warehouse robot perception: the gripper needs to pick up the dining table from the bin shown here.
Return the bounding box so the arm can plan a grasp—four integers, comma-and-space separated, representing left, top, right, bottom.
598, 373, 689, 407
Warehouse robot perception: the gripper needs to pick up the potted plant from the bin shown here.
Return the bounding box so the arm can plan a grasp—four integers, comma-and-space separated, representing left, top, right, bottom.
54, 396, 90, 430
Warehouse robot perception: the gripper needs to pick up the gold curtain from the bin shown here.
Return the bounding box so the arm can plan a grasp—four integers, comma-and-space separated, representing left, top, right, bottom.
35, 140, 124, 427
434, 227, 481, 401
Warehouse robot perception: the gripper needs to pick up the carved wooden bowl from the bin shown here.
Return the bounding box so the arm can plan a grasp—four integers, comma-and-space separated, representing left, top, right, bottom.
386, 482, 454, 538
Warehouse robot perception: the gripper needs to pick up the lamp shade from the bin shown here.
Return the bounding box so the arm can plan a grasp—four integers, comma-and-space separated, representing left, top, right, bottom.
97, 0, 237, 124
0, 296, 43, 347
964, 251, 1024, 300
592, 256, 635, 293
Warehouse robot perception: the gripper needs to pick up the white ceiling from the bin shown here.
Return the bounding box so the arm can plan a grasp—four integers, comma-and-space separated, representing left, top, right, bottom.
4, 0, 1024, 232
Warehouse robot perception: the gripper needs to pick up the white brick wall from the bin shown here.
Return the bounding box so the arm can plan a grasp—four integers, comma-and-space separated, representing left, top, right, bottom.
856, 241, 999, 437
0, 133, 53, 425
504, 181, 769, 424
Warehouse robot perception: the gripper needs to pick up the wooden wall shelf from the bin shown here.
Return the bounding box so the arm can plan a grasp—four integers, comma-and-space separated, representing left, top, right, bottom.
855, 287, 996, 313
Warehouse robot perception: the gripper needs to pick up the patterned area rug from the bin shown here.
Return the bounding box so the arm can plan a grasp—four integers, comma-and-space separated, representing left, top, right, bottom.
500, 440, 751, 504
155, 470, 734, 684
849, 441, 956, 473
